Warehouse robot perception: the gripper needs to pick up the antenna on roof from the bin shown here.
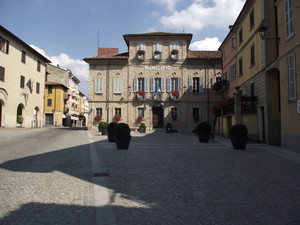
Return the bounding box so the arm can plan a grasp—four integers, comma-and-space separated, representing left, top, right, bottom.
97, 28, 100, 48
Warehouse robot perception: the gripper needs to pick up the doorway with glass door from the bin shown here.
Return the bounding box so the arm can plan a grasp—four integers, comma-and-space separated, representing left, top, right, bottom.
152, 106, 163, 128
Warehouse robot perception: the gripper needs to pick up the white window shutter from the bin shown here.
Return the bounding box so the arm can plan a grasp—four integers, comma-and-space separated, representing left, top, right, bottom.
133, 78, 138, 92
199, 77, 204, 93
114, 77, 122, 93
144, 78, 148, 92
161, 78, 165, 92
178, 78, 182, 91
188, 77, 193, 93
150, 78, 155, 92
95, 77, 102, 93
166, 78, 171, 92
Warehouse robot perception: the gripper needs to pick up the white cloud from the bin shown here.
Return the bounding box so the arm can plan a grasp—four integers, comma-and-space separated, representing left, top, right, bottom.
152, 0, 182, 11
30, 45, 89, 95
190, 37, 221, 50
159, 0, 246, 32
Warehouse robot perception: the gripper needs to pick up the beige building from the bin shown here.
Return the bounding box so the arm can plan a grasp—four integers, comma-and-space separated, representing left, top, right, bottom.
0, 25, 50, 128
84, 32, 222, 132
46, 64, 82, 127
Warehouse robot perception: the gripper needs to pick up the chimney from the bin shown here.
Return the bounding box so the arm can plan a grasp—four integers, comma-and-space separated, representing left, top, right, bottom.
98, 48, 119, 56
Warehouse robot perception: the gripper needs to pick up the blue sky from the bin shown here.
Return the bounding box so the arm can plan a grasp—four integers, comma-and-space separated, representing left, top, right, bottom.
0, 0, 246, 95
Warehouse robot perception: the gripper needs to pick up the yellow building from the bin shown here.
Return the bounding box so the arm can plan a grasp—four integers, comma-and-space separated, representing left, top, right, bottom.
44, 81, 68, 126
0, 25, 50, 128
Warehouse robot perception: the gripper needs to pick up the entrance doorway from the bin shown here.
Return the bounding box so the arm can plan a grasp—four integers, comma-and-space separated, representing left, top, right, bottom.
0, 101, 2, 127
152, 107, 163, 128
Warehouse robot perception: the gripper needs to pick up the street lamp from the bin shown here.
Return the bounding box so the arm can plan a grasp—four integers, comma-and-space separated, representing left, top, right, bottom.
258, 24, 280, 41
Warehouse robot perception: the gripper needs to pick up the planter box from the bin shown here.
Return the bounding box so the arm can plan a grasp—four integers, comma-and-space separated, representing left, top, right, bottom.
139, 126, 146, 133
115, 135, 131, 149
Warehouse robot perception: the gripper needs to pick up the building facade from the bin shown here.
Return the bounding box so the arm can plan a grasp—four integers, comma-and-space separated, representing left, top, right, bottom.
44, 81, 68, 126
0, 25, 50, 128
84, 32, 222, 132
46, 64, 82, 127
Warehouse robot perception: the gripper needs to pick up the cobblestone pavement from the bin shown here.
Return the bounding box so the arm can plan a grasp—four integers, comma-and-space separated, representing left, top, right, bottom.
0, 128, 95, 225
92, 130, 300, 225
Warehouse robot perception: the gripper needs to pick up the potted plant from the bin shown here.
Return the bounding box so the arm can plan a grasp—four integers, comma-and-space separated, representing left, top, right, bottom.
94, 115, 102, 123
137, 90, 145, 96
113, 114, 121, 122
171, 90, 180, 97
196, 121, 211, 143
229, 124, 248, 150
107, 122, 117, 142
114, 122, 131, 149
17, 115, 24, 127
98, 121, 108, 135
165, 123, 173, 133
139, 122, 146, 133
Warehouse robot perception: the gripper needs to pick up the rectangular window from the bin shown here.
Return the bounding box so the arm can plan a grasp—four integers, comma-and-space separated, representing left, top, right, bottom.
48, 86, 52, 94
285, 0, 294, 38
239, 57, 243, 76
171, 107, 177, 118
0, 36, 9, 54
37, 61, 41, 72
20, 75, 25, 88
114, 77, 122, 93
151, 78, 164, 93
137, 43, 145, 51
36, 82, 40, 94
138, 108, 144, 117
95, 77, 102, 93
96, 108, 102, 116
239, 28, 243, 43
189, 77, 204, 93
229, 63, 236, 80
45, 114, 53, 125
250, 44, 255, 66
21, 51, 26, 63
115, 108, 121, 116
222, 49, 226, 59
250, 9, 255, 28
138, 78, 145, 91
288, 53, 296, 101
47, 99, 52, 107
0, 66, 5, 81
231, 38, 237, 48
166, 78, 182, 92
193, 108, 200, 121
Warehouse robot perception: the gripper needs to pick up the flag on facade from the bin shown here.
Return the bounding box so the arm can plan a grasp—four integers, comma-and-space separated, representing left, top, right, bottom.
154, 82, 160, 97
26, 79, 32, 94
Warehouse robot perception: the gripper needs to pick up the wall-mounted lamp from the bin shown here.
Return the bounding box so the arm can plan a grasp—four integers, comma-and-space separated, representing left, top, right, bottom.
258, 24, 280, 41
128, 85, 131, 95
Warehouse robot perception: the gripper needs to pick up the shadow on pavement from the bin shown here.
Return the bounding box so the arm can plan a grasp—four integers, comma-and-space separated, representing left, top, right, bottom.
0, 129, 300, 225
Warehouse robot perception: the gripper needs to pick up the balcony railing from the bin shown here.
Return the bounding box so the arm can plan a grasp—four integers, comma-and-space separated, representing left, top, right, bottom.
135, 94, 146, 101
152, 93, 162, 101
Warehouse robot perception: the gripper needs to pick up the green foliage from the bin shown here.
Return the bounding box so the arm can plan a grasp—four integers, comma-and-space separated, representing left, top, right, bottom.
229, 124, 248, 136
196, 121, 211, 133
17, 115, 24, 124
98, 121, 108, 129
139, 122, 146, 127
107, 122, 117, 133
114, 123, 131, 136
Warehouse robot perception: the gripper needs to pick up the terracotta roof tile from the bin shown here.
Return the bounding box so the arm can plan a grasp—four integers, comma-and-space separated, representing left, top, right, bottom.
187, 50, 222, 59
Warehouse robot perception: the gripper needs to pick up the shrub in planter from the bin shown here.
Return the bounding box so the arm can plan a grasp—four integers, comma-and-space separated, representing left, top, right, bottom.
98, 121, 108, 135
17, 115, 24, 127
229, 124, 248, 150
196, 121, 211, 143
139, 122, 146, 133
107, 122, 117, 142
114, 123, 131, 149
165, 123, 173, 133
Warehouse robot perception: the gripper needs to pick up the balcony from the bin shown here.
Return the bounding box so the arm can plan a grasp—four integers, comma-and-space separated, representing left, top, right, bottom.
153, 51, 161, 61
137, 50, 145, 61
152, 93, 162, 101
170, 49, 178, 61
169, 91, 180, 101
212, 80, 229, 93
135, 94, 146, 101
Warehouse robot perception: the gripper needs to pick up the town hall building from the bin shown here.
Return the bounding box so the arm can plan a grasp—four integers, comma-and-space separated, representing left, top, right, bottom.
84, 32, 222, 132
